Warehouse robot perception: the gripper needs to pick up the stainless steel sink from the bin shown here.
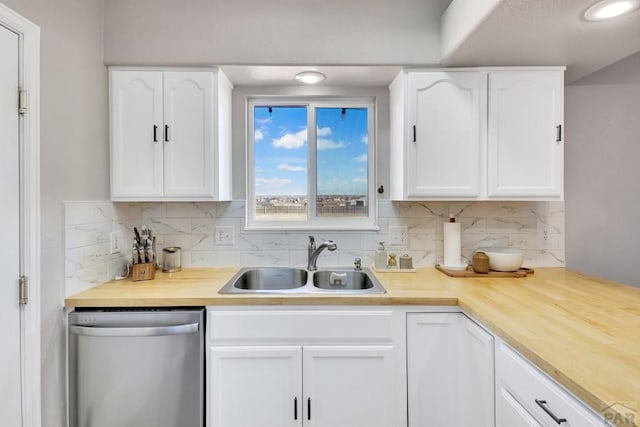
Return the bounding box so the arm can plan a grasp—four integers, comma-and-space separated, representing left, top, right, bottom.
218, 267, 385, 294
219, 267, 308, 294
312, 269, 385, 293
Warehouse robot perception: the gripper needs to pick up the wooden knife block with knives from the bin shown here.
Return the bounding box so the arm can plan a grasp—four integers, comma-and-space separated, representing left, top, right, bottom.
131, 225, 156, 282
132, 261, 156, 281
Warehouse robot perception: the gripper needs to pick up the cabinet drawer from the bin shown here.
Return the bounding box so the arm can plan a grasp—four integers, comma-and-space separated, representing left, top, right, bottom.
496, 341, 605, 427
209, 309, 396, 345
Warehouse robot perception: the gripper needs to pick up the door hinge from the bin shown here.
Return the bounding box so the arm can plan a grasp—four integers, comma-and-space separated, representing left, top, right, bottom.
18, 88, 28, 115
19, 275, 28, 305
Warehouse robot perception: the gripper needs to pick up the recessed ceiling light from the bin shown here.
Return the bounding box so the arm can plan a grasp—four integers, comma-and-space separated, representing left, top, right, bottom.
584, 0, 640, 21
295, 71, 326, 84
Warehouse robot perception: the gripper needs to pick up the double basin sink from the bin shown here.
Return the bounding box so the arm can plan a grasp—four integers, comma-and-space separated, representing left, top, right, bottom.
219, 267, 386, 295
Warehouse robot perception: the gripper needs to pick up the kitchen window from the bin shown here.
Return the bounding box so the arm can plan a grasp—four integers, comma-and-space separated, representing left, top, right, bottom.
246, 98, 376, 229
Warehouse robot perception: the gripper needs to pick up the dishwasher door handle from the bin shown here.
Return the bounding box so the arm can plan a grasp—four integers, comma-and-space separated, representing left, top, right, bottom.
69, 323, 199, 337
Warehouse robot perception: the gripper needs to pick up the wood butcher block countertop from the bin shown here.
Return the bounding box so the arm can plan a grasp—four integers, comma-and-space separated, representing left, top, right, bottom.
65, 267, 640, 425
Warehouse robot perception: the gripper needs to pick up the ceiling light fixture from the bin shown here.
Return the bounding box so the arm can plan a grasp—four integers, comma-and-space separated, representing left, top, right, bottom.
584, 0, 640, 21
295, 71, 326, 84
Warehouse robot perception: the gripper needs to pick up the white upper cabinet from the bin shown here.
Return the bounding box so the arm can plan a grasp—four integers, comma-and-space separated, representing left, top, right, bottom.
487, 71, 564, 198
110, 71, 164, 198
110, 68, 233, 201
407, 72, 482, 198
390, 67, 565, 201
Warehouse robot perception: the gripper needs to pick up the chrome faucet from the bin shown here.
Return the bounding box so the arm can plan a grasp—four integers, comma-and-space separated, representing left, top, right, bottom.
307, 236, 337, 271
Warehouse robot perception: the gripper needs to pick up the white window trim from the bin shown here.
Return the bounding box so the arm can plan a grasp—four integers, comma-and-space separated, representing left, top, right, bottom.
246, 97, 378, 231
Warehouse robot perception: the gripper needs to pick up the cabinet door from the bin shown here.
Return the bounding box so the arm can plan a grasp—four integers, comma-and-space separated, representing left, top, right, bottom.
303, 346, 395, 427
487, 71, 564, 198
407, 72, 482, 198
163, 71, 215, 198
110, 71, 164, 199
407, 313, 461, 427
460, 316, 495, 427
496, 385, 544, 427
209, 346, 302, 427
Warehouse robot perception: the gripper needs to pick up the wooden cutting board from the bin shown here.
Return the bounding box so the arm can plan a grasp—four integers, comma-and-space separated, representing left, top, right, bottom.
436, 265, 534, 278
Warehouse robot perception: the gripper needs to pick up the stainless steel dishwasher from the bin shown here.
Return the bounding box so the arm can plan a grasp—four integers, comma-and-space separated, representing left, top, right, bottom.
68, 308, 205, 427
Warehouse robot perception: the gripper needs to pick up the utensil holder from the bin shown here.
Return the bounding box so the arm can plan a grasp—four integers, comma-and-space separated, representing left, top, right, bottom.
132, 261, 156, 281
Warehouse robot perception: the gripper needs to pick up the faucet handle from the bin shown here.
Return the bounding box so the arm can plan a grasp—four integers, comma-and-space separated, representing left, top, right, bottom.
354, 257, 362, 271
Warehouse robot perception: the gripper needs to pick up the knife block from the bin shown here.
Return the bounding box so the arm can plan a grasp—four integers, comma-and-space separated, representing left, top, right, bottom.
132, 261, 156, 281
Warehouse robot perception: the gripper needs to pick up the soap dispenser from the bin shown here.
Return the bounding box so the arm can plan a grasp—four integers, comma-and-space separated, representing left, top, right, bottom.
375, 241, 388, 269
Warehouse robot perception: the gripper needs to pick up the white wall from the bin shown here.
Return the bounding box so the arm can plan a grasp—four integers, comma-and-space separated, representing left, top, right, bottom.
0, 1, 108, 426
102, 0, 450, 66
565, 51, 640, 287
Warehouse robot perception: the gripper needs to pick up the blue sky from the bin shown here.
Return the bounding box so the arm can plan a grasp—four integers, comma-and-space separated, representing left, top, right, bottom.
254, 106, 369, 196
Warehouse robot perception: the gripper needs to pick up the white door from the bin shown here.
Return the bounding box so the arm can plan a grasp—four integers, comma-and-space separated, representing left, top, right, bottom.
303, 346, 395, 427
487, 70, 564, 198
460, 316, 495, 427
0, 24, 22, 426
209, 346, 302, 427
110, 70, 164, 199
163, 71, 215, 198
408, 72, 482, 198
407, 313, 460, 427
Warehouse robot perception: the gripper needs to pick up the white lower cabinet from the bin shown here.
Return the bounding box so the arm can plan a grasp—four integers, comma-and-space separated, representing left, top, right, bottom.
207, 308, 405, 427
460, 314, 495, 426
209, 345, 394, 427
495, 340, 606, 427
209, 346, 302, 427
497, 387, 544, 427
407, 312, 494, 427
303, 346, 395, 427
208, 307, 606, 427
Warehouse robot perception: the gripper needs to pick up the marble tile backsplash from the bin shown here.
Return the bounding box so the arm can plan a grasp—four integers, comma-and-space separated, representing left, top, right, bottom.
64, 199, 565, 294
64, 201, 131, 296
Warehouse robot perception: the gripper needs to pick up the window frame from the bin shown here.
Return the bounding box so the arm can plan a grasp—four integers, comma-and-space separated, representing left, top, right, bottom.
246, 96, 377, 230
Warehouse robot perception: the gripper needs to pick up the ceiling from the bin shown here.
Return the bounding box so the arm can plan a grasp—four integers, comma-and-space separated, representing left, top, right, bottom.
442, 0, 640, 82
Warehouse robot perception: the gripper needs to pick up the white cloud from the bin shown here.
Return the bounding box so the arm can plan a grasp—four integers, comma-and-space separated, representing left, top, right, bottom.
318, 139, 347, 150
273, 128, 307, 149
256, 117, 272, 125
352, 177, 367, 183
361, 134, 368, 145
278, 163, 306, 172
353, 153, 368, 163
255, 177, 292, 187
255, 129, 264, 141
317, 126, 332, 137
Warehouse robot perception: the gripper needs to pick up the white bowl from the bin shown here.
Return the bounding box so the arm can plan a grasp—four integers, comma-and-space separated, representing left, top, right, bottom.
477, 247, 525, 272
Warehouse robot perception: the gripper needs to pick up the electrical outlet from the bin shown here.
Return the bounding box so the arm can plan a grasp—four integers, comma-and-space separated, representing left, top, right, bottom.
110, 231, 121, 254
215, 226, 235, 245
389, 226, 409, 246
539, 225, 555, 248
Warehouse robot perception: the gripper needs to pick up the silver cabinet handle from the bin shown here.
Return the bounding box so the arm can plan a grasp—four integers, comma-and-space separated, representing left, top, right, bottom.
69, 323, 199, 337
